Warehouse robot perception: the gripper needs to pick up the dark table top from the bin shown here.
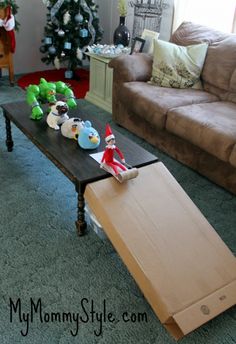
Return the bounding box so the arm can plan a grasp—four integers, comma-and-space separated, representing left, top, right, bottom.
2, 100, 158, 185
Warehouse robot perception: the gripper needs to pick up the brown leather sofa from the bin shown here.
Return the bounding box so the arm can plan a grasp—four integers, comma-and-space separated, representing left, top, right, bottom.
109, 22, 236, 194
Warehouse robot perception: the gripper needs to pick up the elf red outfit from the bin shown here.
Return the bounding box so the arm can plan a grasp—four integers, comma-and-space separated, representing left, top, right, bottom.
0, 6, 16, 53
101, 124, 127, 175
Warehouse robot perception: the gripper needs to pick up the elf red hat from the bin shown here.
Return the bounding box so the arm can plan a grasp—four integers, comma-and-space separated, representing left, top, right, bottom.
105, 124, 115, 142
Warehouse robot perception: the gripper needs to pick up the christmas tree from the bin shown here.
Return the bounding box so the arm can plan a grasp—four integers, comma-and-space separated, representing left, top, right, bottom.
40, 0, 103, 79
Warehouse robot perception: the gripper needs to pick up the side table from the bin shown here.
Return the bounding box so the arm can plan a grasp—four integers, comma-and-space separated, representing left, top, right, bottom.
85, 53, 113, 113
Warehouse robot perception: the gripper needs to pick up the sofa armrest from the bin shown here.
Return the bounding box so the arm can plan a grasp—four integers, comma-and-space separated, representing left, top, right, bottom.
108, 53, 153, 83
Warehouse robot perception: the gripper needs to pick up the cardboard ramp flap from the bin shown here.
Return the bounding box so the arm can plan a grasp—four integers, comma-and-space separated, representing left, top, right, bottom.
84, 162, 236, 339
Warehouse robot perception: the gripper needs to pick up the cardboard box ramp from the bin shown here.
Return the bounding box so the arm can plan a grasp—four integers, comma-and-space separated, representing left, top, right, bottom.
84, 162, 236, 339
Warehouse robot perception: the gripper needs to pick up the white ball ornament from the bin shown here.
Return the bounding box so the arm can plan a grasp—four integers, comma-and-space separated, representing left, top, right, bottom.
58, 29, 65, 37
48, 46, 56, 54
75, 13, 83, 23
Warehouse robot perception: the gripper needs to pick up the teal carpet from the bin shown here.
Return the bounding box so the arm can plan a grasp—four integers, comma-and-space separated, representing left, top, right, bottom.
0, 77, 236, 344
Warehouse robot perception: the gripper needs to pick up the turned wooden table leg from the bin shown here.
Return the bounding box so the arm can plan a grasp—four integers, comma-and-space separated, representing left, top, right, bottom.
4, 115, 14, 152
75, 183, 87, 236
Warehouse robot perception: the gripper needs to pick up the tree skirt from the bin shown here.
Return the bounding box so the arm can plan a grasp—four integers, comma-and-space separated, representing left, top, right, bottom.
17, 68, 89, 99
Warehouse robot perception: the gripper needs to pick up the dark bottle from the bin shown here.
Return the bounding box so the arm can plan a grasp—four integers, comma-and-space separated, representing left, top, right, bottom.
113, 16, 130, 47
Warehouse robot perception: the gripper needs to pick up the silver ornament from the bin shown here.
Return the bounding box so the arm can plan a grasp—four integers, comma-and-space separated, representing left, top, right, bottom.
48, 46, 56, 54
74, 13, 83, 23
58, 29, 65, 37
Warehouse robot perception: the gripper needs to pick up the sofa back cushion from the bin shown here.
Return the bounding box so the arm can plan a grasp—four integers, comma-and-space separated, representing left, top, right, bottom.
170, 22, 236, 103
150, 39, 208, 89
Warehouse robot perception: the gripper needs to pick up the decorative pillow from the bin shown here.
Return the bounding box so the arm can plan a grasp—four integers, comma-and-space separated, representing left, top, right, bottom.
149, 39, 208, 89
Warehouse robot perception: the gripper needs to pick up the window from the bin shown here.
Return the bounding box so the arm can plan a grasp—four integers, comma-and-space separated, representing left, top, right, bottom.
173, 0, 236, 33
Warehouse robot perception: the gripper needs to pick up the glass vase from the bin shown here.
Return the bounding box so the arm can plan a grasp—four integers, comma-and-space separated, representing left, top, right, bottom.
113, 16, 130, 47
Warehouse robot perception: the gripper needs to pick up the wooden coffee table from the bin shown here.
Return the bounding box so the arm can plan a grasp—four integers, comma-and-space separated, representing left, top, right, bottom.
2, 100, 158, 235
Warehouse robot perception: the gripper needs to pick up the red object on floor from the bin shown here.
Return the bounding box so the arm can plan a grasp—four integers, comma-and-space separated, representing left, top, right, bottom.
17, 68, 89, 99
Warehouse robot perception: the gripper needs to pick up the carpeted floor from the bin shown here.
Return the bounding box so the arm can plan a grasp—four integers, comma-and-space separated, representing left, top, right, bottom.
0, 76, 236, 344
17, 68, 89, 99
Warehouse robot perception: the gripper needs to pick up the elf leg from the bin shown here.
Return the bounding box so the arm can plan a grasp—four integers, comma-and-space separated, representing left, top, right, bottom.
105, 162, 120, 175
112, 161, 127, 172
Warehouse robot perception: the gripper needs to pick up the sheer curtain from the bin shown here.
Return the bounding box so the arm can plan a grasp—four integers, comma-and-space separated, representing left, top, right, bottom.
173, 0, 236, 33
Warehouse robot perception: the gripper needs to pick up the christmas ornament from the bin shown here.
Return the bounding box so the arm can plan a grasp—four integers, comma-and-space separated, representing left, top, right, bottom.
48, 45, 56, 54
63, 11, 71, 25
54, 56, 60, 69
79, 28, 88, 38
74, 13, 83, 23
57, 29, 65, 37
80, 0, 96, 45
40, 45, 47, 53
76, 48, 83, 60
87, 43, 130, 57
65, 70, 73, 79
64, 41, 72, 49
44, 36, 53, 44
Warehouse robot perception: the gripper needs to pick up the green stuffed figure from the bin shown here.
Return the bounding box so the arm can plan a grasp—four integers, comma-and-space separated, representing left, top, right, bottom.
26, 78, 77, 120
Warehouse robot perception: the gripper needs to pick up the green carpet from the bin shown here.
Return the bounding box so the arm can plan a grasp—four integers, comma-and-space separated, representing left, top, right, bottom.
0, 76, 235, 344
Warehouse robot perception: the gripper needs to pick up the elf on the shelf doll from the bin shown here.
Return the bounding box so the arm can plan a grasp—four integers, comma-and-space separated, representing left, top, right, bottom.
101, 124, 127, 175
0, 5, 16, 53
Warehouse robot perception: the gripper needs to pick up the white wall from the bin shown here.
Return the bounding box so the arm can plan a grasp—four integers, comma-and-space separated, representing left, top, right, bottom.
7, 0, 173, 76
98, 0, 174, 45
13, 0, 49, 75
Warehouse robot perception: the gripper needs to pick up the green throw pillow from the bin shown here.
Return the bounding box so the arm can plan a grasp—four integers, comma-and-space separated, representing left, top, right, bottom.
150, 39, 208, 89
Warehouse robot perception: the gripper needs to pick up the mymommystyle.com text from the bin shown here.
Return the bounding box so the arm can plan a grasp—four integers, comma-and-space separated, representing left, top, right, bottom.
9, 297, 148, 337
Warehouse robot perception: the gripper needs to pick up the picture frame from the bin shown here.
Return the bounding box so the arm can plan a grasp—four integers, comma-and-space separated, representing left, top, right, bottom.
141, 29, 159, 54
131, 37, 146, 55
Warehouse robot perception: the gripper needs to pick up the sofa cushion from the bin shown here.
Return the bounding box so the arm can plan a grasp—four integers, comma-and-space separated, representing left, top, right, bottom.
150, 39, 208, 89
229, 145, 236, 168
118, 82, 219, 130
166, 102, 236, 163
170, 22, 236, 103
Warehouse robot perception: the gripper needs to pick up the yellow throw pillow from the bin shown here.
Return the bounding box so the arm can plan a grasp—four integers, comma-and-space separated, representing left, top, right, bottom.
150, 39, 208, 89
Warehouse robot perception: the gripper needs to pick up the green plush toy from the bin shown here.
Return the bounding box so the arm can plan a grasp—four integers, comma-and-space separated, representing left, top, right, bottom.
26, 78, 77, 120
